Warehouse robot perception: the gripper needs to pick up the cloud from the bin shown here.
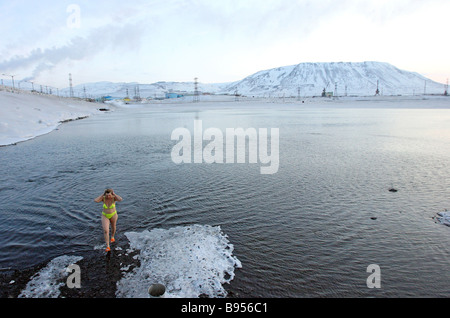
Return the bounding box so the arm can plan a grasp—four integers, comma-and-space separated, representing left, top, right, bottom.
1, 0, 448, 86
0, 21, 145, 81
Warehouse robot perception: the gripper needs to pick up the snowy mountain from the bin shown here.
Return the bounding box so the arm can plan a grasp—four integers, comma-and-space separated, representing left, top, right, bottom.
36, 61, 447, 98
222, 61, 446, 97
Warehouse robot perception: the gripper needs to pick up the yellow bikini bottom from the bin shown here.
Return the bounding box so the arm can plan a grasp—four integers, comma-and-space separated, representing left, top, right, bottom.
102, 211, 117, 219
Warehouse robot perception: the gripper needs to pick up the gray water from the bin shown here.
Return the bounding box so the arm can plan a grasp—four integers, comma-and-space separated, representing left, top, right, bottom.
1, 100, 450, 297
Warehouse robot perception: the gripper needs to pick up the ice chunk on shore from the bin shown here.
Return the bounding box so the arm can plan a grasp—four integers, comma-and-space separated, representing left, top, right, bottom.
18, 255, 83, 298
116, 225, 241, 298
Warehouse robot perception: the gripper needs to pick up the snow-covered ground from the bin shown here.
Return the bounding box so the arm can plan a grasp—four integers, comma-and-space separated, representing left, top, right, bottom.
0, 89, 106, 146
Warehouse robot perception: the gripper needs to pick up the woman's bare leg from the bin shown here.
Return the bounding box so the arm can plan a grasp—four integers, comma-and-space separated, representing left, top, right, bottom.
110, 213, 118, 241
101, 215, 111, 248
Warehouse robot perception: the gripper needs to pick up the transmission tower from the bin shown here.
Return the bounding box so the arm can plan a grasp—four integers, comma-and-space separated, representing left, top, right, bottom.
194, 77, 199, 102
69, 73, 74, 98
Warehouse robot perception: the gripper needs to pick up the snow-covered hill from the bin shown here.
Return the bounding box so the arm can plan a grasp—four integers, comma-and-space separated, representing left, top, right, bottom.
0, 90, 103, 146
222, 61, 446, 97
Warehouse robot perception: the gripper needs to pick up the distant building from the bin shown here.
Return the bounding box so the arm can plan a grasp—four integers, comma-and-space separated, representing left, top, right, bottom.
165, 92, 184, 99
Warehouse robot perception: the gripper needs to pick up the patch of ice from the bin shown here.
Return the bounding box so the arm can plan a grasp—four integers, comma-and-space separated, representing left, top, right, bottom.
18, 255, 83, 298
436, 211, 450, 226
116, 225, 241, 298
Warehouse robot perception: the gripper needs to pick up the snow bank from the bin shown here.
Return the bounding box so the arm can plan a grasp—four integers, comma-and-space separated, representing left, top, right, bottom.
0, 90, 104, 146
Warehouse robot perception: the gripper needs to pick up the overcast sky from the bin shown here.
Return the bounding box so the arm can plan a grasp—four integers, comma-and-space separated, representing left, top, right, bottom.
0, 0, 449, 88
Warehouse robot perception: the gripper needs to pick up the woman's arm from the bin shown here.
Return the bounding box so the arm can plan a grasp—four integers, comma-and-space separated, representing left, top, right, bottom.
113, 193, 123, 202
94, 194, 104, 203
112, 190, 123, 202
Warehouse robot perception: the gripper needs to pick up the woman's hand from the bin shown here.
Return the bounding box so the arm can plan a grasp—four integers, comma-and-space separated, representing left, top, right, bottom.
113, 192, 123, 202
94, 194, 104, 203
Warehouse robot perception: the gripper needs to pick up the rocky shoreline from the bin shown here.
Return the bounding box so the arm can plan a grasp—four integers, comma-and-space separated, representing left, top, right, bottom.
0, 240, 140, 298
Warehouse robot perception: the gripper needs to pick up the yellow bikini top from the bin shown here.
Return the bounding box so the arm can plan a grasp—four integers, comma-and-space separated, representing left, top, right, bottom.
103, 200, 116, 209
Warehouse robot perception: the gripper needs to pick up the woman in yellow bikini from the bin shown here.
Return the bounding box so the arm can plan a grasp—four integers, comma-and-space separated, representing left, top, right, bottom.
94, 188, 123, 252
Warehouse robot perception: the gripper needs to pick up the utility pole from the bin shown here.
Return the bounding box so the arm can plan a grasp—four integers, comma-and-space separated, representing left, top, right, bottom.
10, 74, 14, 91
445, 78, 448, 96
2, 73, 15, 91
